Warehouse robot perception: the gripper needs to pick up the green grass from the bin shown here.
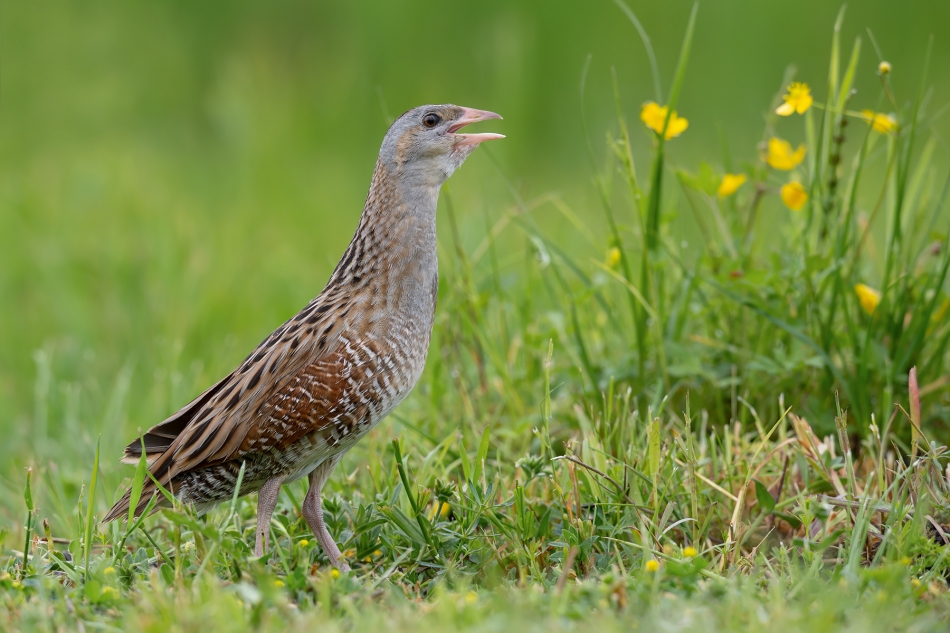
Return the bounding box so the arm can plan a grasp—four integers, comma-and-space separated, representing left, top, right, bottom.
4, 4, 950, 631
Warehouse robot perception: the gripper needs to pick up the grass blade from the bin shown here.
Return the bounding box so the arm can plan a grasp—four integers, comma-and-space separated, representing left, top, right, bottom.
83, 436, 101, 582
21, 468, 33, 577
473, 426, 491, 486
612, 0, 663, 102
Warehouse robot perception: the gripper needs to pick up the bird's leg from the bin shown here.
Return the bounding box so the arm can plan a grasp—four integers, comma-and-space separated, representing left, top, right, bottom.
254, 476, 284, 557
302, 456, 349, 571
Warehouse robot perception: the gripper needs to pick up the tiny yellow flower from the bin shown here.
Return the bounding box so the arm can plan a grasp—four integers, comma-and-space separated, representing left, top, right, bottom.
682, 546, 698, 558
860, 110, 897, 135
606, 247, 622, 268
640, 102, 688, 140
878, 61, 892, 75
780, 181, 808, 211
11, 580, 23, 590
464, 591, 478, 604
855, 283, 882, 315
373, 549, 382, 557
299, 539, 309, 548
766, 138, 806, 170
717, 173, 747, 198
273, 579, 285, 588
101, 586, 118, 600
900, 557, 912, 566
427, 502, 451, 520
644, 559, 660, 573
343, 548, 356, 558
776, 82, 813, 116
911, 578, 921, 587
103, 566, 116, 575
330, 568, 341, 579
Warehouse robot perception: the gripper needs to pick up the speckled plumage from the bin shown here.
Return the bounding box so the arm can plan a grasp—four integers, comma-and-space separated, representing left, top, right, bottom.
104, 104, 503, 569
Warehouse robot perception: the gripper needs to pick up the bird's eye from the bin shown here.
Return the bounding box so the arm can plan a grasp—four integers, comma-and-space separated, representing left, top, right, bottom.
422, 113, 441, 128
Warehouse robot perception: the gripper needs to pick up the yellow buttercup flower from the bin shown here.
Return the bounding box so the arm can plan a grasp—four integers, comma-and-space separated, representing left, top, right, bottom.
427, 502, 451, 520
776, 82, 813, 116
644, 559, 659, 572
682, 546, 698, 558
767, 138, 806, 170
330, 568, 341, 579
878, 61, 892, 75
860, 110, 897, 135
640, 101, 688, 140
717, 173, 747, 198
780, 181, 808, 211
606, 247, 622, 268
855, 284, 882, 315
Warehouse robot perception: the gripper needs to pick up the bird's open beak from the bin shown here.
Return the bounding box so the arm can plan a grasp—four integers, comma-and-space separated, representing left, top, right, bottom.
449, 107, 504, 146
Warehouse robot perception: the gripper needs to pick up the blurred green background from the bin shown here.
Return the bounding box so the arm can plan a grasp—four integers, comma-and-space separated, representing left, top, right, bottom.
1, 0, 949, 505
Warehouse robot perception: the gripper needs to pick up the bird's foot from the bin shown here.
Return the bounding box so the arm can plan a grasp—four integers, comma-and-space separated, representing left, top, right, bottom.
322, 541, 350, 571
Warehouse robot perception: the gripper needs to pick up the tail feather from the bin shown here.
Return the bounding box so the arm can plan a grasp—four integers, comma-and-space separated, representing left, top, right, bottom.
119, 451, 163, 466
103, 481, 168, 522
122, 372, 235, 463
107, 373, 236, 522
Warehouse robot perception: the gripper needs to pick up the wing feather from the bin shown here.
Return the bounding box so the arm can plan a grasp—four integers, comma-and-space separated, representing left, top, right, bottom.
150, 310, 348, 482
121, 372, 235, 463
104, 274, 365, 522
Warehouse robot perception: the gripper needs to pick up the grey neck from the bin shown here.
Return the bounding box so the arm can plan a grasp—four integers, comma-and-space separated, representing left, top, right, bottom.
329, 161, 440, 288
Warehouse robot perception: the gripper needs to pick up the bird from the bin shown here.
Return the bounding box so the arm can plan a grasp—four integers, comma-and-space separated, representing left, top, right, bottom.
103, 104, 504, 570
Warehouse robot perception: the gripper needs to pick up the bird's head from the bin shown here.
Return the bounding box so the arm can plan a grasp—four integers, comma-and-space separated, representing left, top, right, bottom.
377, 104, 503, 189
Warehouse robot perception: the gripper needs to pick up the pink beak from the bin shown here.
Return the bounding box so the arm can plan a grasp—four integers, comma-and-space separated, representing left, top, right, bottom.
448, 107, 505, 146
